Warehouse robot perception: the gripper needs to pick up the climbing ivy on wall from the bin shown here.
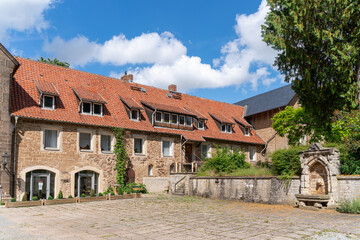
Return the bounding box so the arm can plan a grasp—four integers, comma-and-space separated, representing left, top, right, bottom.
113, 128, 129, 186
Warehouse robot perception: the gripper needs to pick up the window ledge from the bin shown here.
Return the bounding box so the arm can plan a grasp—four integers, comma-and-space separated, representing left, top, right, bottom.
134, 153, 146, 156
80, 149, 93, 153
101, 151, 113, 154
44, 148, 60, 151
42, 107, 55, 110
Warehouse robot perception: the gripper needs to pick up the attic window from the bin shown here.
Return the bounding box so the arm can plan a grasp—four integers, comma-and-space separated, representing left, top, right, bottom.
198, 120, 205, 130
130, 109, 140, 121
81, 102, 103, 116
82, 102, 92, 114
93, 103, 103, 116
42, 95, 55, 110
186, 116, 192, 126
244, 127, 250, 136
221, 124, 232, 133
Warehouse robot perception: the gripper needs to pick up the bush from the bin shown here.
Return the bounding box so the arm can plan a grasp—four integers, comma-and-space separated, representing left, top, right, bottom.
103, 191, 108, 195
110, 191, 115, 196
22, 192, 28, 201
0, 201, 4, 205
32, 196, 39, 201
81, 193, 86, 198
98, 192, 103, 197
337, 199, 360, 214
117, 187, 124, 195
90, 189, 96, 197
57, 190, 63, 199
68, 195, 73, 199
200, 147, 250, 174
270, 146, 303, 176
48, 195, 53, 200
10, 198, 16, 202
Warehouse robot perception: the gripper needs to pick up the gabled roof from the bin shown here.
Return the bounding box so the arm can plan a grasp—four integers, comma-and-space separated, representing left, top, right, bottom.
72, 86, 106, 104
35, 80, 59, 96
141, 101, 196, 117
234, 85, 296, 117
120, 97, 143, 110
209, 113, 234, 125
11, 57, 264, 145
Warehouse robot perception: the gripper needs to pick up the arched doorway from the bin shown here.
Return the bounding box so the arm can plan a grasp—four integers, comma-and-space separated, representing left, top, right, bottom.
125, 168, 135, 184
309, 161, 328, 195
25, 170, 55, 200
74, 170, 99, 197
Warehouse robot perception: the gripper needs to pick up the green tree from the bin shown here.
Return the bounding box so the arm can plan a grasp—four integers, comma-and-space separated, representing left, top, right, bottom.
262, 0, 360, 133
38, 57, 70, 68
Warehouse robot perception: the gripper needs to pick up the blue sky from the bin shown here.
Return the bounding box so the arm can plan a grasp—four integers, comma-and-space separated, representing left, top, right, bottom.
0, 0, 286, 103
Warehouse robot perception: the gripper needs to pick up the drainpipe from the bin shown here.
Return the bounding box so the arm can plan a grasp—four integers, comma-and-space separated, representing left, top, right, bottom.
12, 116, 18, 198
180, 135, 188, 173
260, 132, 277, 157
152, 109, 157, 126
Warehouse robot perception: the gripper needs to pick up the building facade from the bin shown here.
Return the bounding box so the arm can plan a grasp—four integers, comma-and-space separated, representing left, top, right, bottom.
0, 44, 265, 200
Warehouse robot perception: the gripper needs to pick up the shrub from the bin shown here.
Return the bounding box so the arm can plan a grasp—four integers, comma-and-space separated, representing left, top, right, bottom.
22, 192, 28, 201
57, 190, 63, 199
32, 196, 39, 201
200, 147, 250, 174
103, 191, 109, 195
337, 199, 360, 214
0, 201, 4, 205
81, 193, 86, 198
270, 146, 304, 176
90, 189, 96, 197
48, 195, 53, 200
10, 198, 16, 202
98, 192, 103, 197
110, 191, 115, 196
68, 195, 73, 199
117, 187, 124, 195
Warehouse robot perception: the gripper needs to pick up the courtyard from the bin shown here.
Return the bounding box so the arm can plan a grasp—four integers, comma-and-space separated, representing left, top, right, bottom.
0, 194, 359, 240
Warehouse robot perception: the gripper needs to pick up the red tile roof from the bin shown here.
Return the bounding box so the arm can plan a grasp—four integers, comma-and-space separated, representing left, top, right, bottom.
233, 117, 252, 128
141, 101, 196, 117
120, 97, 143, 110
11, 58, 264, 145
209, 113, 234, 124
34, 80, 59, 96
72, 86, 106, 103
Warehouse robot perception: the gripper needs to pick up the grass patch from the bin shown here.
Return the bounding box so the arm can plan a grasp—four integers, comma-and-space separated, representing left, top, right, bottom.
337, 198, 360, 214
197, 167, 274, 177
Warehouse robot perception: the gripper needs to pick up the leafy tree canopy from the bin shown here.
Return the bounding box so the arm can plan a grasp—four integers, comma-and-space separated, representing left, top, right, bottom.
262, 0, 360, 133
38, 57, 70, 68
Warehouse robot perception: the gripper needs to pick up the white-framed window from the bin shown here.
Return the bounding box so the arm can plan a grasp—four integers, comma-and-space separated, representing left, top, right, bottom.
133, 135, 147, 156
164, 113, 170, 123
42, 95, 55, 110
78, 130, 94, 152
161, 138, 174, 157
148, 164, 153, 176
100, 135, 112, 153
81, 102, 92, 114
179, 115, 185, 125
130, 109, 140, 121
186, 116, 192, 126
244, 127, 251, 136
171, 114, 178, 124
93, 103, 103, 116
221, 124, 232, 133
43, 128, 60, 150
249, 147, 257, 162
201, 143, 211, 158
198, 120, 205, 130
155, 112, 162, 122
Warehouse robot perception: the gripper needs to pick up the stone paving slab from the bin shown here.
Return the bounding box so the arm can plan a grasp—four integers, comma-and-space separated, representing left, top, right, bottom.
0, 194, 359, 239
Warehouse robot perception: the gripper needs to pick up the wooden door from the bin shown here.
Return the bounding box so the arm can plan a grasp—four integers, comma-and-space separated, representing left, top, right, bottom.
185, 143, 193, 162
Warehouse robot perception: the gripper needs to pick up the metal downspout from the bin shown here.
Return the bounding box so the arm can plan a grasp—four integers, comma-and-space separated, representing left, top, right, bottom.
12, 116, 18, 198
180, 135, 188, 173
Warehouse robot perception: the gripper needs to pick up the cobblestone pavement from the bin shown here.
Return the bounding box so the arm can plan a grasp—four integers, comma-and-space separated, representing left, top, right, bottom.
0, 194, 359, 240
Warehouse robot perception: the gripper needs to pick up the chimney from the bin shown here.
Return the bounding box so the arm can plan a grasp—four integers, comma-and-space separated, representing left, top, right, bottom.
121, 72, 133, 83
168, 84, 177, 92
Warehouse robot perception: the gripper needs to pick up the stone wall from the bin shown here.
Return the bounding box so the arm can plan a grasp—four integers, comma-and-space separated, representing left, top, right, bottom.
0, 47, 17, 197
143, 177, 170, 193
188, 176, 301, 205
337, 176, 360, 200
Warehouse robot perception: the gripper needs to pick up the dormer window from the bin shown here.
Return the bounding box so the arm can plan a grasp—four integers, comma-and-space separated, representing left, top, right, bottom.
155, 112, 162, 122
186, 116, 192, 126
221, 124, 232, 133
171, 114, 178, 124
198, 120, 205, 130
244, 127, 251, 136
130, 109, 140, 121
81, 102, 103, 116
42, 95, 55, 110
164, 113, 170, 123
93, 103, 103, 116
81, 102, 92, 114
179, 115, 185, 125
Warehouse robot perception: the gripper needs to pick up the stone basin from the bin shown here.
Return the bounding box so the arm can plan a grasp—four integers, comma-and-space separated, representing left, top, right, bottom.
295, 194, 330, 207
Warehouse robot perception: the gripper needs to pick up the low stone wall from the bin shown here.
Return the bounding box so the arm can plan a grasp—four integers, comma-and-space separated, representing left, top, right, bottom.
143, 177, 170, 193
337, 176, 360, 200
188, 176, 301, 205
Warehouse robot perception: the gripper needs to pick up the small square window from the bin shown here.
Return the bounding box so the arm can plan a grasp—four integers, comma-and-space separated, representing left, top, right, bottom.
198, 120, 204, 129
162, 140, 172, 157
82, 102, 91, 114
43, 95, 55, 109
101, 135, 111, 152
179, 115, 185, 125
134, 138, 143, 154
186, 116, 192, 126
164, 113, 170, 123
94, 104, 102, 115
221, 124, 226, 132
79, 132, 92, 151
171, 114, 178, 124
244, 128, 250, 136
227, 125, 231, 133
155, 112, 162, 122
131, 109, 139, 121
44, 129, 58, 149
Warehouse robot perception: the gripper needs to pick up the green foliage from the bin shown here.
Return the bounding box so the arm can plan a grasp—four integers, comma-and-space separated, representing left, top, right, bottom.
113, 128, 129, 187
32, 196, 39, 201
48, 195, 53, 200
116, 187, 124, 195
98, 193, 103, 197
10, 198, 16, 202
262, 0, 360, 134
68, 195, 73, 199
200, 147, 250, 174
57, 190, 63, 199
0, 201, 4, 205
81, 193, 86, 198
337, 199, 360, 214
198, 167, 273, 177
22, 192, 28, 201
90, 189, 96, 197
38, 57, 70, 68
270, 146, 305, 176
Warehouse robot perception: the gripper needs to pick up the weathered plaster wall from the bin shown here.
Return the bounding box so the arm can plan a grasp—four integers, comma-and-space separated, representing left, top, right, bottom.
337, 176, 360, 200
188, 176, 301, 205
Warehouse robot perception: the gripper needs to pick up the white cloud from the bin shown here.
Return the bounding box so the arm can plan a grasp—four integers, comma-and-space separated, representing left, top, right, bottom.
0, 0, 54, 40
43, 32, 187, 66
